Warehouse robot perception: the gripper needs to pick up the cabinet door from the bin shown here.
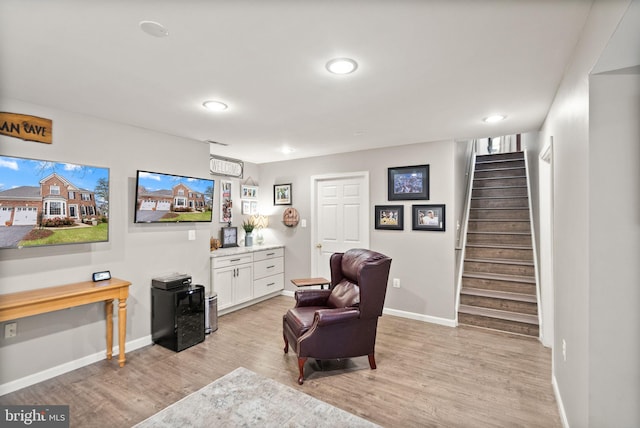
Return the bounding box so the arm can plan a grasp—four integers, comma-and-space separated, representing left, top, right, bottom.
234, 264, 253, 304
212, 266, 234, 310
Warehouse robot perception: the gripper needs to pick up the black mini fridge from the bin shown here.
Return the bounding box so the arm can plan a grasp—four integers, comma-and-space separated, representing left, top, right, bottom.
151, 284, 205, 352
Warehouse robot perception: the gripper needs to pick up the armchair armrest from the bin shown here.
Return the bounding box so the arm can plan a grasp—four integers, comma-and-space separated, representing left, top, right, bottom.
294, 289, 332, 307
314, 308, 360, 326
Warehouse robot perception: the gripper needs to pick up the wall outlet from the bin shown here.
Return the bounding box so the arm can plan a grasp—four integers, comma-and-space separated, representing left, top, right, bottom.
300, 219, 307, 228
188, 230, 196, 241
392, 278, 400, 288
4, 322, 17, 339
562, 339, 567, 362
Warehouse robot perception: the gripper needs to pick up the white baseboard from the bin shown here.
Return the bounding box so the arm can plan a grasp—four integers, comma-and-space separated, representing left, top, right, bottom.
552, 374, 570, 428
280, 291, 456, 327
0, 335, 152, 396
382, 307, 456, 327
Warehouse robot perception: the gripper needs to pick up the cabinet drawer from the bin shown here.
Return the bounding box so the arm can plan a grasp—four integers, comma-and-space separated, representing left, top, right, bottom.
254, 273, 284, 297
253, 247, 284, 261
254, 257, 284, 279
212, 254, 253, 269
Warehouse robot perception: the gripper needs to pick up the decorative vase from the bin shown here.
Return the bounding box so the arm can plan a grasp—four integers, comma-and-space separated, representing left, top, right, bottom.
245, 233, 253, 247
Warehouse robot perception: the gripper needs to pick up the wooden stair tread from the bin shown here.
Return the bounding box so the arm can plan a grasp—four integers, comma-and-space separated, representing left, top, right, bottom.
466, 243, 532, 250
468, 219, 530, 223
470, 207, 528, 210
467, 231, 531, 236
461, 287, 536, 302
472, 184, 527, 189
475, 159, 524, 165
474, 176, 526, 181
474, 166, 525, 172
465, 258, 534, 266
462, 272, 535, 284
471, 196, 528, 199
458, 304, 539, 325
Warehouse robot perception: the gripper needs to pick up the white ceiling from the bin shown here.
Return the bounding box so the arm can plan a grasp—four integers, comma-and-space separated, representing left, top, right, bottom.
0, 1, 593, 164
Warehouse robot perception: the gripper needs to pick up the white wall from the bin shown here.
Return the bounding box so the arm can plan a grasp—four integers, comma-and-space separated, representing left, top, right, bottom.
0, 99, 224, 391
588, 71, 640, 427
538, 0, 634, 426
0, 97, 459, 391
258, 140, 458, 322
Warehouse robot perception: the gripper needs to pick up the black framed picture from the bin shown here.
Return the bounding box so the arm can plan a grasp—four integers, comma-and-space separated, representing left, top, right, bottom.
388, 164, 429, 200
374, 205, 404, 230
274, 183, 292, 205
412, 204, 445, 231
221, 226, 238, 247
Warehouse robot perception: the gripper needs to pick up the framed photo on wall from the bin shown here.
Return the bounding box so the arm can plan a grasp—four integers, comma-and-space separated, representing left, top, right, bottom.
374, 205, 404, 230
241, 185, 258, 200
274, 183, 292, 205
221, 226, 238, 247
388, 164, 429, 200
412, 204, 445, 231
220, 180, 232, 223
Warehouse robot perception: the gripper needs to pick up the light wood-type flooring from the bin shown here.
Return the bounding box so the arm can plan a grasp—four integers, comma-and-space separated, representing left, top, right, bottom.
0, 295, 561, 427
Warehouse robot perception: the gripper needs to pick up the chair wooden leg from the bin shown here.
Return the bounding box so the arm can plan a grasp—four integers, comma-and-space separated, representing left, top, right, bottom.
368, 353, 377, 370
283, 333, 289, 354
297, 357, 307, 385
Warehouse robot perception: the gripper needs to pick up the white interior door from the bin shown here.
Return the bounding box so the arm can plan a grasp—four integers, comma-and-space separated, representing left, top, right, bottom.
311, 172, 369, 280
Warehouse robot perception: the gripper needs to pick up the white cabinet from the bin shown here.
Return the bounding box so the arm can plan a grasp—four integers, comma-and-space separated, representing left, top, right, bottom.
210, 245, 284, 314
253, 248, 284, 298
211, 253, 253, 311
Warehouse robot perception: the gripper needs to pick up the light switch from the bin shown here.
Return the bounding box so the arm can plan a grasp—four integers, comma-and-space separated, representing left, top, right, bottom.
188, 230, 196, 241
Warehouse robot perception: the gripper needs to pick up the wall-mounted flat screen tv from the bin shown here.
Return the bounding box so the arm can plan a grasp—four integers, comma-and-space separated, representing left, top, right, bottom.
134, 170, 214, 223
0, 155, 109, 249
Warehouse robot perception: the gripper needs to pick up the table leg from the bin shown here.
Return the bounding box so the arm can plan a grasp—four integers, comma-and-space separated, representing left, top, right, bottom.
118, 298, 127, 367
105, 299, 114, 360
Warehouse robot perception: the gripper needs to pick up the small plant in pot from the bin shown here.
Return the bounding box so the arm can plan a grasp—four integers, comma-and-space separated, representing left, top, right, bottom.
242, 218, 256, 247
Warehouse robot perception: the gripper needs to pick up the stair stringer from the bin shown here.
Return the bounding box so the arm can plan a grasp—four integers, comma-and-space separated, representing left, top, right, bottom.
454, 148, 477, 323
523, 151, 543, 341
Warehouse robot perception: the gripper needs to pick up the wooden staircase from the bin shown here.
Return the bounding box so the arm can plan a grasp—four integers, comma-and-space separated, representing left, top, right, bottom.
458, 151, 539, 337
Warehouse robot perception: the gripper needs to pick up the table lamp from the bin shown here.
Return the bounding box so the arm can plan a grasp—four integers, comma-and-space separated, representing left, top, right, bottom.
252, 214, 269, 245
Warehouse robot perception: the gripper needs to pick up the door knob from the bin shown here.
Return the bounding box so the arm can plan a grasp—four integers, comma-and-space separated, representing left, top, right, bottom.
316, 244, 322, 249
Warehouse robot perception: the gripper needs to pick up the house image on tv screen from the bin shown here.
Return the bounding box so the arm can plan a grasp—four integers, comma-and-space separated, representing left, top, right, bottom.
0, 173, 100, 225
0, 155, 109, 249
137, 183, 206, 213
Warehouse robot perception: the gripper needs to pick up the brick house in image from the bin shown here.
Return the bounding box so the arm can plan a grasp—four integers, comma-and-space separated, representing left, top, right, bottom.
0, 173, 98, 226
136, 183, 206, 212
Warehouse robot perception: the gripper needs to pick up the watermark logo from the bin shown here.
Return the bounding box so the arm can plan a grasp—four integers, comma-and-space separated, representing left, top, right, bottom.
1, 406, 69, 427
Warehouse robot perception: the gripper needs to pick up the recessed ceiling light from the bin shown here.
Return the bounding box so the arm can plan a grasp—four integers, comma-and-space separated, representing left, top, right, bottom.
139, 21, 169, 38
203, 100, 228, 112
326, 58, 358, 75
281, 146, 295, 154
483, 114, 506, 123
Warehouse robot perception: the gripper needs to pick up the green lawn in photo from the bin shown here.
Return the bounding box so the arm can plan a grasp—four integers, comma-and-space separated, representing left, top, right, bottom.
160, 211, 211, 222
20, 223, 108, 247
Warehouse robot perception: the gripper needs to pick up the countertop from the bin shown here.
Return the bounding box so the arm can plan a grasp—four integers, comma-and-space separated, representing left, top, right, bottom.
210, 243, 284, 258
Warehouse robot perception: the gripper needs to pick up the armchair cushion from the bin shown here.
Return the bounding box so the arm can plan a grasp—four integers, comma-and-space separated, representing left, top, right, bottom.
285, 306, 324, 337
294, 289, 332, 307
314, 308, 360, 326
327, 281, 360, 308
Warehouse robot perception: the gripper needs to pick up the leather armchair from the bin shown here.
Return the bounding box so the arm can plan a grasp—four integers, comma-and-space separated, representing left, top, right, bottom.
283, 248, 392, 384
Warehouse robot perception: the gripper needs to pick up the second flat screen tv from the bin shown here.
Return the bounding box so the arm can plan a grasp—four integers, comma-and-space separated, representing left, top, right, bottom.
134, 170, 214, 223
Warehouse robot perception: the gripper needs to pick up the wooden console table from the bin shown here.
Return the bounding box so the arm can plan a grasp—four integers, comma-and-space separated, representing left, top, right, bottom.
0, 278, 131, 367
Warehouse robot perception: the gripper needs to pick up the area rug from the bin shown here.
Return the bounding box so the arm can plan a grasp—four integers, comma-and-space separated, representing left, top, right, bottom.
133, 367, 380, 427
